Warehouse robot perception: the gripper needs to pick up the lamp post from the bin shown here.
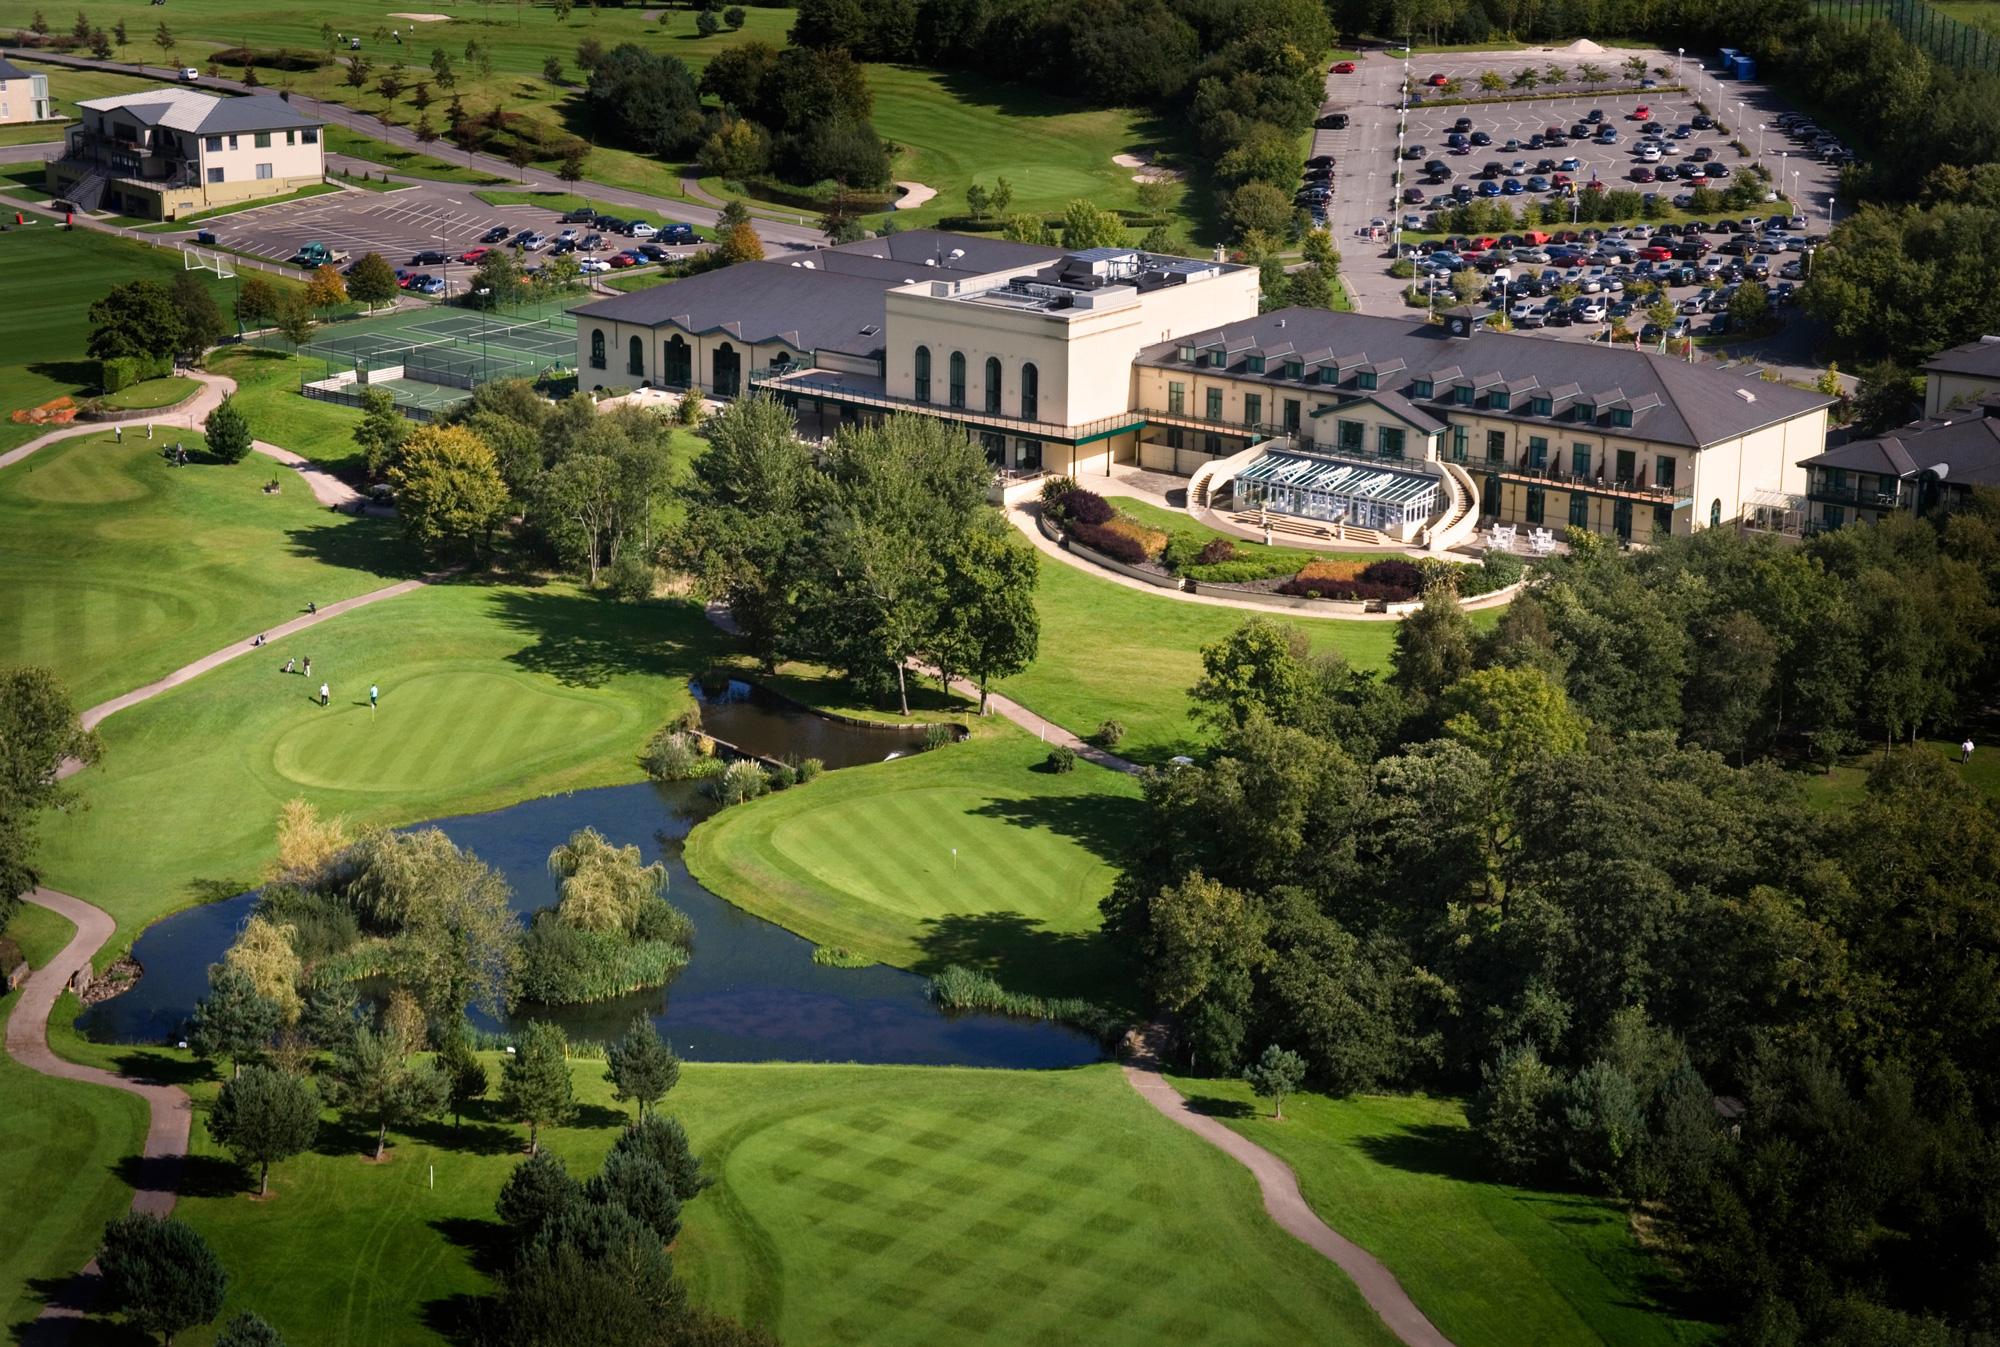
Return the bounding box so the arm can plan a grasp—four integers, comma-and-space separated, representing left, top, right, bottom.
475, 286, 491, 373
1825, 193, 1834, 228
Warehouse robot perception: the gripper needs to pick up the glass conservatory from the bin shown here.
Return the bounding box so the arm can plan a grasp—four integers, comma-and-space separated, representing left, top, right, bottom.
1232, 449, 1441, 536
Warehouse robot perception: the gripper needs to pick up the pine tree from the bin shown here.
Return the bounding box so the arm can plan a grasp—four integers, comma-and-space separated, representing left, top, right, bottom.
501, 1021, 575, 1154
603, 1015, 679, 1124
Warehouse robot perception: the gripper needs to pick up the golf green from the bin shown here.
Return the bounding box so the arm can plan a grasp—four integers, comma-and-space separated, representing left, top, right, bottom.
33, 581, 730, 959
42, 1029, 1404, 1347
684, 730, 1144, 1000
0, 431, 418, 706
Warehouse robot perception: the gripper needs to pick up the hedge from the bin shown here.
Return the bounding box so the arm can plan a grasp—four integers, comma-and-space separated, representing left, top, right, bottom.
211, 46, 328, 71
727, 176, 898, 212
99, 353, 173, 394
1069, 519, 1149, 564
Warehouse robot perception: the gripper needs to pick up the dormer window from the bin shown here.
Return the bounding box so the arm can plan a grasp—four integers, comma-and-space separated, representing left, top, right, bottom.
1611, 407, 1633, 427
1413, 379, 1433, 399
1454, 385, 1474, 406
1491, 390, 1511, 410
1574, 402, 1596, 422
1178, 345, 1196, 363
1358, 371, 1378, 390
1531, 396, 1553, 416
1284, 360, 1303, 379
1247, 355, 1266, 373
1320, 366, 1340, 385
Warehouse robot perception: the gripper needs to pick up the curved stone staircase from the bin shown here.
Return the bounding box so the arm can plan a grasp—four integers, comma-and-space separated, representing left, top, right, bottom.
1423, 460, 1483, 552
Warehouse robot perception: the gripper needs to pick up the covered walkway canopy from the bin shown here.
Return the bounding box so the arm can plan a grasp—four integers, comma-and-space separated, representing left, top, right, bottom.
1233, 449, 1441, 534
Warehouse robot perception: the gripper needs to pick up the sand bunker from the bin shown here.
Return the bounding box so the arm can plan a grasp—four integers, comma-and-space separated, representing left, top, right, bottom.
893, 180, 937, 210
1114, 151, 1182, 184
389, 12, 452, 21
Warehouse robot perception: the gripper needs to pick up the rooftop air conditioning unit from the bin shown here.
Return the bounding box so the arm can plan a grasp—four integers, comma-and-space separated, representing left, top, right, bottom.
1735, 388, 1756, 402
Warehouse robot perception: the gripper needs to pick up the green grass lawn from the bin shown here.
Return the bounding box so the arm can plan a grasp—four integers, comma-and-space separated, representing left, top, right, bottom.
44, 1015, 1404, 1347
323, 127, 509, 186
34, 580, 729, 959
2, 901, 81, 969
0, 225, 250, 453
685, 728, 1145, 1002
204, 345, 370, 472
94, 375, 200, 410
0, 989, 149, 1339
993, 559, 1493, 762
1106, 495, 1375, 572
1163, 1077, 1719, 1347
0, 430, 420, 707
1798, 737, 2000, 812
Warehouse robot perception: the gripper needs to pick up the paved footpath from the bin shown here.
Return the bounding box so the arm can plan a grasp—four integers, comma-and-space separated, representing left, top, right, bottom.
1122, 1027, 1457, 1347
5, 887, 194, 1345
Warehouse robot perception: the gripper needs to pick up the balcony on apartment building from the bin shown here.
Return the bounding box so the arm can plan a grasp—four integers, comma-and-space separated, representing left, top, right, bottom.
62, 127, 193, 184
1804, 473, 1903, 509
1489, 458, 1692, 504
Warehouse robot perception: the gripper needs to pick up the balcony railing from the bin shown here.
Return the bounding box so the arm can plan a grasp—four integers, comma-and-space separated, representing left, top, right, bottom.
748, 366, 1146, 444
1497, 462, 1691, 504
1807, 481, 1902, 508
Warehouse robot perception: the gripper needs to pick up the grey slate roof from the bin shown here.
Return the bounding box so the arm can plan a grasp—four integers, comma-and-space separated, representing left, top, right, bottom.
1924, 336, 2000, 379
80, 88, 321, 134
0, 57, 34, 81
569, 230, 1064, 360
1802, 414, 2000, 485
1136, 309, 1833, 450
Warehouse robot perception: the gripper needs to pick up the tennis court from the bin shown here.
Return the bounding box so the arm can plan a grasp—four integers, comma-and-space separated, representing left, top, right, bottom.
261, 297, 579, 393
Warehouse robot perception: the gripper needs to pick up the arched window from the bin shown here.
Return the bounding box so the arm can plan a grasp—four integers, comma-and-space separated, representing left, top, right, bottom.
984, 357, 1002, 413
1020, 362, 1039, 422
948, 351, 966, 408
627, 334, 645, 378
663, 335, 691, 388
713, 342, 741, 398
1709, 498, 1722, 529
914, 345, 931, 403
589, 329, 606, 369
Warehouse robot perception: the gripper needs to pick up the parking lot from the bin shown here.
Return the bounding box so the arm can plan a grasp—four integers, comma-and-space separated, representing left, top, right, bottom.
170, 180, 703, 295
1312, 44, 1848, 332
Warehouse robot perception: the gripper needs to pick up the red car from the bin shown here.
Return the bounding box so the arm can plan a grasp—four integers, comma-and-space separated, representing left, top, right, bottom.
608, 252, 639, 268
1427, 72, 1449, 86
1331, 61, 1356, 74
1631, 105, 1652, 120
459, 246, 490, 264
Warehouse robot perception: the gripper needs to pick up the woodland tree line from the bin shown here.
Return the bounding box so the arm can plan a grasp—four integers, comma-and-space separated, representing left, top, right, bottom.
1119, 500, 2000, 1345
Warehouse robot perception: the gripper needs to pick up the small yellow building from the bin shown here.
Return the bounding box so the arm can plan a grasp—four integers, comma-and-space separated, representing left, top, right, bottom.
1922, 336, 2000, 420
46, 88, 324, 221
0, 58, 52, 126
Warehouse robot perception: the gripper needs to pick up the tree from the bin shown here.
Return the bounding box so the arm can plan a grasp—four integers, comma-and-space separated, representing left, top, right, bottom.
353, 387, 409, 478
1471, 1043, 1558, 1179
274, 294, 315, 351
189, 964, 280, 1078
1061, 199, 1128, 250
1624, 55, 1649, 81
584, 44, 703, 158
718, 219, 764, 263
409, 80, 432, 112
347, 827, 519, 1020
1223, 182, 1290, 242
222, 915, 300, 1024
1511, 67, 1539, 91
964, 182, 990, 220
329, 1026, 449, 1160
97, 1214, 226, 1346
235, 275, 279, 331
548, 828, 665, 934
724, 5, 746, 28
1003, 213, 1057, 245
206, 1065, 319, 1197
169, 272, 229, 362
1243, 1044, 1307, 1119
87, 279, 183, 361
1479, 69, 1505, 92
437, 1031, 490, 1129
1684, 610, 1778, 761
203, 396, 252, 465
1849, 362, 1917, 435
377, 69, 404, 103
1728, 280, 1769, 331
413, 112, 439, 146
153, 20, 174, 62
603, 1014, 680, 1123
113, 18, 126, 45
429, 46, 456, 88
1577, 62, 1609, 87
1391, 588, 1477, 704
533, 453, 623, 585
303, 264, 347, 315
346, 252, 398, 312
214, 1313, 288, 1347
0, 668, 96, 931
557, 144, 589, 187
387, 424, 510, 559
90, 27, 112, 59
818, 189, 865, 245
542, 54, 563, 83
345, 54, 371, 89
502, 1021, 576, 1154
1189, 617, 1314, 733
930, 527, 1039, 713
699, 117, 768, 179
1441, 665, 1588, 779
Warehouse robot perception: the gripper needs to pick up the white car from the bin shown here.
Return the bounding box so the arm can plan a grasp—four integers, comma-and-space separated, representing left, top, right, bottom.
1638, 144, 1661, 162
1577, 301, 1608, 322
629, 222, 658, 238
578, 257, 611, 273
179, 67, 200, 81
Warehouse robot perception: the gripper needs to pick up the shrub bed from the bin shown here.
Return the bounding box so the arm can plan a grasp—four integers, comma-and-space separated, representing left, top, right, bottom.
517, 913, 691, 1004
1069, 519, 1148, 564
927, 964, 1123, 1041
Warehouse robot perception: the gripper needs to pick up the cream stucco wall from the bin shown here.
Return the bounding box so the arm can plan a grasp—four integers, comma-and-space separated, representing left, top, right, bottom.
881, 266, 1259, 430
0, 72, 51, 125
1925, 370, 2000, 420
576, 315, 798, 397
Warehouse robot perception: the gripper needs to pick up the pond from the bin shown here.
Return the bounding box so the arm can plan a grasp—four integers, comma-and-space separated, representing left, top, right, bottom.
77, 690, 1100, 1070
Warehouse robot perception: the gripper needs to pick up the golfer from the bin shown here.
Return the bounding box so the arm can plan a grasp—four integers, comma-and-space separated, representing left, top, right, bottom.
303, 656, 312, 679
319, 682, 330, 707
369, 683, 379, 708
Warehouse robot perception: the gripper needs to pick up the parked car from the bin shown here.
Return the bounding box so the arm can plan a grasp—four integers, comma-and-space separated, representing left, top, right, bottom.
1316, 112, 1349, 129
179, 66, 200, 81
608, 251, 639, 268
1470, 130, 1492, 146
578, 257, 611, 273
413, 275, 446, 296
629, 221, 659, 238
1427, 72, 1449, 85
579, 232, 604, 250
459, 246, 490, 264
481, 224, 512, 244
559, 207, 597, 224
408, 250, 448, 266
1632, 105, 1652, 120
1331, 60, 1356, 73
